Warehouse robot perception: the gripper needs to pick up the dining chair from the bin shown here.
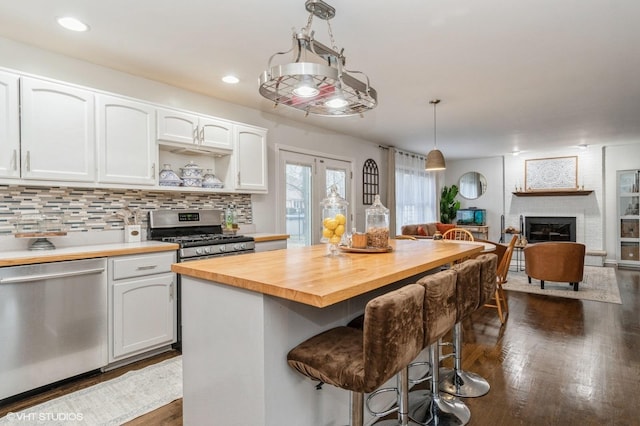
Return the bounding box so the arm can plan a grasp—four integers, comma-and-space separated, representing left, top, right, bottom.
484, 234, 517, 324
442, 228, 475, 241
442, 228, 475, 266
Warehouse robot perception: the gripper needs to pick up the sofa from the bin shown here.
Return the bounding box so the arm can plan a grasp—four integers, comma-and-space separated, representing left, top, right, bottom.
400, 222, 457, 239
524, 242, 586, 291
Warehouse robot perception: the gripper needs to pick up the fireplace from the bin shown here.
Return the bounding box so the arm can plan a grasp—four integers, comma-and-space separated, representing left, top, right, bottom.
525, 216, 576, 243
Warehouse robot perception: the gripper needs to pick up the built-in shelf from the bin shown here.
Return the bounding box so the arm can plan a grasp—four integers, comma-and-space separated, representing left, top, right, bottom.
512, 190, 593, 197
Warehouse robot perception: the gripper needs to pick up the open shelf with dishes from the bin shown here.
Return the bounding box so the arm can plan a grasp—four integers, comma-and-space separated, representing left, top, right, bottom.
158, 145, 232, 191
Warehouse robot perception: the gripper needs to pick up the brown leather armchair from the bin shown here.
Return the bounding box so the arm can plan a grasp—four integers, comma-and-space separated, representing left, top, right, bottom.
524, 242, 586, 291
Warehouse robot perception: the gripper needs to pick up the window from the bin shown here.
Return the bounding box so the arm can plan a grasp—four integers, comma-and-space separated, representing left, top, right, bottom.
395, 150, 437, 230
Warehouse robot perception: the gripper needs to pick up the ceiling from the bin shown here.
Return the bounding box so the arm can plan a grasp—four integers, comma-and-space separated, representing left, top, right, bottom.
0, 0, 639, 160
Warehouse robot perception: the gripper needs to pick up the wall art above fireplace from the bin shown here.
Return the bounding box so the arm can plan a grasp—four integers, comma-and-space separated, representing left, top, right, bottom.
525, 156, 577, 191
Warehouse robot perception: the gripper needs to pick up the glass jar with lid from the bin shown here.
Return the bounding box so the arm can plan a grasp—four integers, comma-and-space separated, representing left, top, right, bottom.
320, 184, 348, 256
365, 194, 390, 248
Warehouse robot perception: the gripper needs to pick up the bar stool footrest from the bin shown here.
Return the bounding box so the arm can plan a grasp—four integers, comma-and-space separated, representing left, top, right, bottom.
439, 368, 490, 398
408, 390, 470, 426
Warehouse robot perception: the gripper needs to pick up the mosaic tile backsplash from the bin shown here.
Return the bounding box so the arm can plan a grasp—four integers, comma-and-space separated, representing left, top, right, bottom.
0, 185, 252, 235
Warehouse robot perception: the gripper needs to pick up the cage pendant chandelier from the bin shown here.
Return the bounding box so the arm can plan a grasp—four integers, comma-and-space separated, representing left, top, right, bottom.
425, 99, 446, 171
258, 0, 378, 117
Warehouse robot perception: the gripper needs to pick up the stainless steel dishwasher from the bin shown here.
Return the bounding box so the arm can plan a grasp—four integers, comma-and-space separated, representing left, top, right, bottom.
0, 258, 108, 401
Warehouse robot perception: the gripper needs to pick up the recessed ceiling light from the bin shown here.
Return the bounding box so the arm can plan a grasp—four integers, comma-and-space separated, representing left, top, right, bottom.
222, 75, 239, 84
57, 16, 89, 32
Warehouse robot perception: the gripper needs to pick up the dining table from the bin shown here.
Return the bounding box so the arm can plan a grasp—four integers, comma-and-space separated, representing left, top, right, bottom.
173, 238, 483, 426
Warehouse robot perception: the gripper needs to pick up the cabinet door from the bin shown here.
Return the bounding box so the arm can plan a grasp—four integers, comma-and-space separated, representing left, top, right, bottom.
235, 124, 268, 192
20, 77, 96, 182
157, 108, 198, 145
618, 170, 640, 265
0, 71, 19, 179
111, 273, 176, 360
199, 116, 234, 151
97, 95, 157, 185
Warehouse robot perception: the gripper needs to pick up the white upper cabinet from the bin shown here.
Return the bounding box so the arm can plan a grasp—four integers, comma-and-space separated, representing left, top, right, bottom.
97, 94, 157, 185
156, 108, 198, 145
199, 116, 234, 151
157, 108, 234, 153
20, 77, 96, 182
0, 71, 19, 179
235, 124, 268, 192
1, 68, 266, 193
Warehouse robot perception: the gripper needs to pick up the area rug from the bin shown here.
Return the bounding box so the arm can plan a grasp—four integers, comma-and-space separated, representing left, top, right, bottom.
0, 356, 182, 425
503, 266, 621, 304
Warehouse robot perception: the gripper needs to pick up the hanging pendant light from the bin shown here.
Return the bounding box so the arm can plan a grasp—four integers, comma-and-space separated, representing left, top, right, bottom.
425, 99, 446, 171
258, 0, 377, 117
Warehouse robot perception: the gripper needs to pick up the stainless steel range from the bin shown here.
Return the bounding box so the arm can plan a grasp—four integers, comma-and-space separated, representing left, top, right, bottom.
148, 209, 255, 260
148, 208, 255, 347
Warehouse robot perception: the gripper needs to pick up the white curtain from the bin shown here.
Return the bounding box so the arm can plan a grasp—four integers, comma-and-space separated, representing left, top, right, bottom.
394, 149, 437, 232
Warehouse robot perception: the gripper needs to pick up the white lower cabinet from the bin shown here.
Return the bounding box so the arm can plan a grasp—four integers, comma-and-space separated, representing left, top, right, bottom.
108, 251, 177, 363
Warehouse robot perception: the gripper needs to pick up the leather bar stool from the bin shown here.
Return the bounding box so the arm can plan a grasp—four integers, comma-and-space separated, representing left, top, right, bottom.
408, 268, 470, 426
287, 284, 425, 426
439, 255, 497, 398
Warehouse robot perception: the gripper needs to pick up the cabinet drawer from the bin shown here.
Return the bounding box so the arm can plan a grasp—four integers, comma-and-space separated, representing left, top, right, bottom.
111, 251, 176, 280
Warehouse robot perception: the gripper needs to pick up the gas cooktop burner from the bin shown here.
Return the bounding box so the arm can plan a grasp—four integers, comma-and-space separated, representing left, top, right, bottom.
162, 234, 240, 244
161, 233, 254, 248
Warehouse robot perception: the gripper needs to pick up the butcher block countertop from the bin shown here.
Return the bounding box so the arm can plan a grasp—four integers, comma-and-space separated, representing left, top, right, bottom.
0, 241, 179, 267
173, 239, 483, 308
247, 233, 289, 242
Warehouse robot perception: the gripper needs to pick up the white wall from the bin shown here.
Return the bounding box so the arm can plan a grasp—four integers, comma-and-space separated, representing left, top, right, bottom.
503, 146, 604, 252
0, 36, 386, 234
445, 157, 504, 241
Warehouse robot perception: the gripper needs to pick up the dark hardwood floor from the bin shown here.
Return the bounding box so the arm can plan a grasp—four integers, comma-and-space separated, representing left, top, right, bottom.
1, 268, 638, 425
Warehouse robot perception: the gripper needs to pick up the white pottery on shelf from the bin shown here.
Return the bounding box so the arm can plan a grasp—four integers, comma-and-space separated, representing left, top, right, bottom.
159, 164, 183, 186
202, 170, 224, 189
180, 161, 204, 178
182, 177, 203, 187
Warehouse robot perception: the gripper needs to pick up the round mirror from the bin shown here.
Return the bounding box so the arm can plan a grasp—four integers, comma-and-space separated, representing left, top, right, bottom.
459, 172, 487, 200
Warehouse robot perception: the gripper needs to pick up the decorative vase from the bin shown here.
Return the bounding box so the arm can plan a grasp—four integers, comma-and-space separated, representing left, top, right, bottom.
365, 194, 389, 248
124, 225, 141, 243
320, 185, 348, 257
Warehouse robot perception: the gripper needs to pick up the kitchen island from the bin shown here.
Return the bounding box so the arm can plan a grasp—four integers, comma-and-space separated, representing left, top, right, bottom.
173, 239, 482, 426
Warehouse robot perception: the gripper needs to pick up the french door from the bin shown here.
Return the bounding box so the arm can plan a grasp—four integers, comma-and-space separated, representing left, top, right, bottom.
278, 148, 352, 247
